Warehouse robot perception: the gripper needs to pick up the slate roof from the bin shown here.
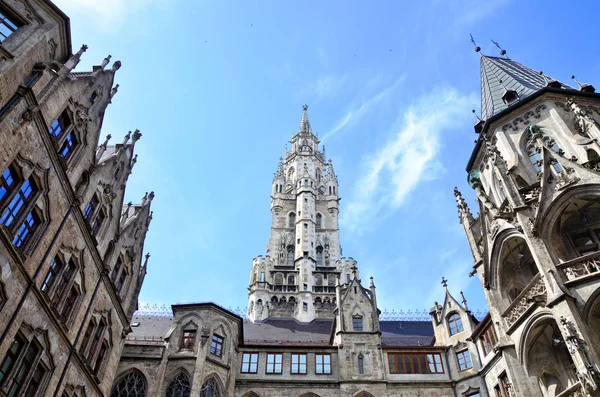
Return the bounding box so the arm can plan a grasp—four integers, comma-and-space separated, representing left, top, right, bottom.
127, 314, 172, 342
125, 316, 436, 348
380, 321, 435, 347
480, 55, 573, 120
243, 318, 333, 346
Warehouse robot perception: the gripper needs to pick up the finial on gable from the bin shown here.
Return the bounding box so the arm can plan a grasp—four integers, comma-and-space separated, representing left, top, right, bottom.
110, 84, 119, 99
571, 75, 596, 93
122, 131, 131, 145
460, 291, 469, 311
111, 60, 122, 72
441, 277, 448, 289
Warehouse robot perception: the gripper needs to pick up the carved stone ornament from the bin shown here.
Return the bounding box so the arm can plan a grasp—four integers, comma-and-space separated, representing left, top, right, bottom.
501, 104, 547, 132
504, 276, 546, 329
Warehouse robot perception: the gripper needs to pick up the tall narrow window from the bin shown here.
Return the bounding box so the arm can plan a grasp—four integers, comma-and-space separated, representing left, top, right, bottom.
115, 267, 127, 293
291, 353, 307, 374
353, 316, 363, 332
358, 355, 364, 374
80, 320, 95, 357
480, 324, 498, 356
83, 196, 97, 220
448, 313, 464, 335
7, 341, 40, 396
51, 259, 76, 310
0, 9, 21, 42
12, 211, 39, 247
0, 334, 25, 385
90, 209, 105, 237
59, 133, 77, 159
288, 212, 295, 227
0, 166, 18, 204
111, 258, 122, 283
1, 178, 36, 228
210, 335, 224, 357
94, 342, 108, 374
59, 286, 79, 323
316, 246, 323, 266
287, 246, 294, 265
315, 354, 331, 374
41, 257, 64, 294
259, 272, 265, 282
24, 362, 46, 396
88, 319, 106, 361
266, 353, 283, 374
316, 213, 322, 228
241, 353, 258, 373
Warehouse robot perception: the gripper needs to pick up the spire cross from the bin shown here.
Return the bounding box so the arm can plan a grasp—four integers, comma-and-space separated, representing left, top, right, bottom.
303, 104, 308, 111
441, 277, 448, 288
470, 34, 481, 53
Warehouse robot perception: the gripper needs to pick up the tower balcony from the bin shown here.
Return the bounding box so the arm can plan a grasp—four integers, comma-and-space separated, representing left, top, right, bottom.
558, 251, 600, 286
249, 282, 298, 293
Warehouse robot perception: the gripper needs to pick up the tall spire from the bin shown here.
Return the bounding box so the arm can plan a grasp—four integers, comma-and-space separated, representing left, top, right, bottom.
298, 104, 312, 135
480, 55, 573, 120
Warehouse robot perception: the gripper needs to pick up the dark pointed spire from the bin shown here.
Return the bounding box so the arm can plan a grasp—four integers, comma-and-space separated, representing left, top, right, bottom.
480, 55, 573, 120
298, 104, 312, 134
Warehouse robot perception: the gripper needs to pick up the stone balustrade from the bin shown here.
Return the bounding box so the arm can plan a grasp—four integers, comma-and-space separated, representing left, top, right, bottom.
502, 274, 547, 331
559, 251, 600, 284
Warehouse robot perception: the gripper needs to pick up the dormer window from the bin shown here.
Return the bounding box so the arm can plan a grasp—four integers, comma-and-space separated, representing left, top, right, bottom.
448, 313, 464, 335
180, 330, 196, 350
502, 89, 519, 105
352, 316, 363, 332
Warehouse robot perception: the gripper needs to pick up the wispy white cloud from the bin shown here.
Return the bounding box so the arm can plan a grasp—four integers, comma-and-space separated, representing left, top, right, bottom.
299, 73, 350, 104
321, 75, 406, 141
340, 87, 476, 234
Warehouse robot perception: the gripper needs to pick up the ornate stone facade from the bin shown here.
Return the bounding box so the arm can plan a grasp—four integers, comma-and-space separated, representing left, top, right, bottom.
0, 1, 152, 396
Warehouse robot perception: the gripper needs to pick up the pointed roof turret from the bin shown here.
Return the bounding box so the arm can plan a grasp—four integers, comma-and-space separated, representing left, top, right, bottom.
298, 104, 312, 135
480, 55, 573, 120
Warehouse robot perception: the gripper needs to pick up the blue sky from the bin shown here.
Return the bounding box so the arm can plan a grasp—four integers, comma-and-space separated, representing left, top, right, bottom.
53, 0, 600, 316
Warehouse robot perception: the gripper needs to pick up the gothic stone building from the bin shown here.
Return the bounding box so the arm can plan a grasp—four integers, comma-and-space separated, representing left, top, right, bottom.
0, 0, 153, 396
2, 1, 600, 397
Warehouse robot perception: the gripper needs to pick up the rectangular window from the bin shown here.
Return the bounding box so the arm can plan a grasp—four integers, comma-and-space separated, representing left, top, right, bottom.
0, 9, 20, 42
24, 362, 46, 397
500, 373, 511, 397
115, 269, 127, 293
41, 257, 63, 294
0, 334, 25, 385
388, 353, 444, 374
352, 317, 363, 331
456, 350, 473, 371
291, 353, 307, 374
241, 353, 258, 373
315, 354, 331, 374
12, 211, 39, 248
90, 209, 105, 236
51, 259, 76, 310
0, 166, 17, 204
358, 356, 364, 374
1, 178, 35, 228
494, 385, 502, 397
88, 321, 106, 360
302, 302, 307, 311
8, 341, 40, 396
111, 258, 122, 282
210, 335, 224, 357
49, 111, 71, 138
259, 272, 265, 282
59, 286, 79, 323
83, 197, 97, 220
59, 132, 77, 159
93, 342, 108, 374
480, 324, 498, 356
266, 353, 282, 374
180, 330, 196, 350
80, 321, 95, 357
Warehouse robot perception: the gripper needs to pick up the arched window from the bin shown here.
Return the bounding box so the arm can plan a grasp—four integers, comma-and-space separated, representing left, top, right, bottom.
287, 275, 295, 285
316, 213, 322, 229
358, 355, 364, 374
327, 274, 336, 286
199, 378, 221, 397
166, 372, 191, 397
315, 274, 323, 286
287, 167, 295, 182
448, 313, 464, 335
287, 246, 294, 265
316, 246, 323, 266
274, 274, 283, 285
288, 212, 296, 228
526, 127, 563, 175
111, 370, 147, 397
